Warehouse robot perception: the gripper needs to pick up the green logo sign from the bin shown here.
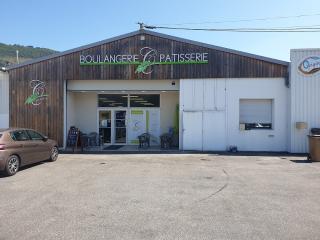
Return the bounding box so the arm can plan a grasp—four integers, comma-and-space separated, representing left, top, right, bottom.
25, 80, 48, 105
80, 47, 208, 74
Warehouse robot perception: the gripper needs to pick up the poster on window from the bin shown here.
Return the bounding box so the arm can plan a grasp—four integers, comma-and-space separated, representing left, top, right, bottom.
128, 109, 145, 144
128, 108, 160, 145
146, 109, 160, 145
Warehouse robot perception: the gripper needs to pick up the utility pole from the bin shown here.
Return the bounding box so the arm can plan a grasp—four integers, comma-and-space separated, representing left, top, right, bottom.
16, 50, 19, 64
137, 22, 145, 30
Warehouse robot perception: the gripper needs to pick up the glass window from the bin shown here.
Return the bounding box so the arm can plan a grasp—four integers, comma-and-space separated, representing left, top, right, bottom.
98, 94, 128, 107
99, 111, 112, 144
129, 94, 160, 107
239, 99, 273, 130
27, 130, 44, 140
10, 130, 30, 141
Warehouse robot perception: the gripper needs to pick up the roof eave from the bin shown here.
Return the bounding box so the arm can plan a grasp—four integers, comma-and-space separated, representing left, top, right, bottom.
143, 30, 289, 66
6, 30, 143, 70
6, 29, 289, 70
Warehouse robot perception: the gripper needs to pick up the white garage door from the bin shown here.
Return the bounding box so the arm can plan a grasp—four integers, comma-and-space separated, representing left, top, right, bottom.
182, 111, 202, 150
182, 111, 226, 151
202, 111, 226, 151
180, 78, 227, 151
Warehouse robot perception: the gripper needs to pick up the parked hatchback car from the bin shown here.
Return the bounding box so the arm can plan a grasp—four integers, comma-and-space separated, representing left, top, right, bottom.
0, 128, 58, 176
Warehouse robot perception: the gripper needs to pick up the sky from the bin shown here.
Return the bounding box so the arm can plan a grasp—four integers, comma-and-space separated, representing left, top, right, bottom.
1, 0, 320, 61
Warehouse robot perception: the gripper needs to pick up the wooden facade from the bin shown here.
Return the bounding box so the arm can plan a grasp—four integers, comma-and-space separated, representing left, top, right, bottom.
7, 30, 288, 146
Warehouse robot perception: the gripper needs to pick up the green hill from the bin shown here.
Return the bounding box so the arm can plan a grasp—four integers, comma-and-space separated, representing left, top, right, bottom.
0, 43, 58, 67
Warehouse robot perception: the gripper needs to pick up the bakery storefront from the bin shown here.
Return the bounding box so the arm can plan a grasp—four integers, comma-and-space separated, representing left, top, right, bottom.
6, 30, 291, 151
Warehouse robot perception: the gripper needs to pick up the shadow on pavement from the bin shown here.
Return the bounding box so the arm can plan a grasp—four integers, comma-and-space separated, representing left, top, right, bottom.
290, 159, 312, 164
0, 161, 47, 178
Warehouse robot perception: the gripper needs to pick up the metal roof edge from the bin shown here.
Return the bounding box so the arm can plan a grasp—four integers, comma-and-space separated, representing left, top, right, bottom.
6, 29, 289, 70
291, 48, 320, 52
142, 30, 289, 66
6, 30, 142, 70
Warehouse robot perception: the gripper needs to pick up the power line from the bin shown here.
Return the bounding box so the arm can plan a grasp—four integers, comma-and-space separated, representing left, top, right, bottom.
152, 13, 320, 26
144, 24, 320, 32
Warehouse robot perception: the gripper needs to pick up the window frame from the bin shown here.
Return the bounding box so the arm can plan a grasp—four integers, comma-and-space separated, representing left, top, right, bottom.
98, 94, 128, 108
129, 94, 160, 108
239, 99, 274, 131
97, 93, 161, 108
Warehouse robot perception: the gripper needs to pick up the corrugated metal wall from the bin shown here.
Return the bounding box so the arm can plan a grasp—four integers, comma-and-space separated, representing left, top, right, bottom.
0, 71, 9, 128
290, 49, 320, 153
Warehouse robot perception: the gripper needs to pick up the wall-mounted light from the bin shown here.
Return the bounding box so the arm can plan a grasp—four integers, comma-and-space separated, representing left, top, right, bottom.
140, 35, 145, 41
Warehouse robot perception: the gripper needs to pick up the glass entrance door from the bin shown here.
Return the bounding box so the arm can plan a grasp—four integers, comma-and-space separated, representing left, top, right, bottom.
98, 109, 127, 145
99, 111, 112, 144
114, 110, 127, 144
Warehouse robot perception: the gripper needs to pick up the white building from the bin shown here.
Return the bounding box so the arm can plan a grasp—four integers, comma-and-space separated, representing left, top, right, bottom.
0, 68, 9, 128
4, 30, 319, 153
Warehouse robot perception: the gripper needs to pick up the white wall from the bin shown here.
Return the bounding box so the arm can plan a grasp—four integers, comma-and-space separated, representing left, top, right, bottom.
290, 49, 320, 153
226, 78, 288, 151
160, 92, 179, 134
0, 71, 9, 128
68, 80, 179, 91
73, 92, 97, 134
66, 91, 76, 131
180, 78, 288, 152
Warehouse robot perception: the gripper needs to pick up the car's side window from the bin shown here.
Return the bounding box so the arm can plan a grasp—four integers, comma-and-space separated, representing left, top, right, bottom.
10, 130, 30, 141
27, 130, 44, 141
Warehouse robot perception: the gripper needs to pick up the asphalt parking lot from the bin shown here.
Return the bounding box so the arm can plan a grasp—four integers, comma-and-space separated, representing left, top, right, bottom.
1, 153, 320, 240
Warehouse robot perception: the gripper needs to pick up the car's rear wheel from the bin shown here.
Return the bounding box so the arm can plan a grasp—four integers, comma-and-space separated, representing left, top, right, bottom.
49, 146, 59, 162
5, 155, 20, 176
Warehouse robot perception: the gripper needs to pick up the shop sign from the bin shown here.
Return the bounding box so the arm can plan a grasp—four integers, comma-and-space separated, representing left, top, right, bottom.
298, 56, 320, 75
79, 47, 209, 74
25, 80, 48, 105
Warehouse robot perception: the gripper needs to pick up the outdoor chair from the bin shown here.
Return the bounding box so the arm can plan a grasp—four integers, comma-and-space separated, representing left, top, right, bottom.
88, 132, 99, 146
160, 133, 173, 149
138, 133, 150, 148
80, 133, 89, 151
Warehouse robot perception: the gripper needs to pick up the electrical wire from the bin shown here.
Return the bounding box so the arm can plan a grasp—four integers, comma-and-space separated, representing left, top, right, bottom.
152, 13, 320, 26
144, 24, 320, 32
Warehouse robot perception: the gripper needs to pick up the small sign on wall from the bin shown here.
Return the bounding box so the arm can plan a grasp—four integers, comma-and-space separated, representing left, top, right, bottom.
298, 56, 320, 75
